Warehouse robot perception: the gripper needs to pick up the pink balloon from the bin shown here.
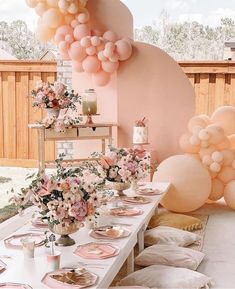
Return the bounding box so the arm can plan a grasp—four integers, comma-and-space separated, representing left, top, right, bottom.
72, 61, 84, 72
42, 8, 62, 29
54, 25, 73, 44
80, 36, 91, 48
68, 41, 87, 61
221, 149, 235, 166
86, 46, 96, 56
206, 124, 225, 145
92, 70, 111, 86
179, 133, 200, 154
103, 47, 114, 58
77, 12, 90, 24
115, 39, 132, 61
71, 19, 79, 28
105, 42, 115, 50
218, 166, 235, 184
82, 56, 101, 73
58, 41, 69, 52
91, 36, 101, 47
209, 178, 224, 201
74, 24, 91, 40
103, 30, 119, 42
96, 44, 105, 52
65, 34, 74, 44
102, 60, 119, 73
97, 51, 108, 62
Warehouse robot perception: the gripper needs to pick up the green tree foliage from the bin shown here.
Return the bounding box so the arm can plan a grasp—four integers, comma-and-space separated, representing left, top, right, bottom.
0, 20, 54, 59
135, 14, 235, 60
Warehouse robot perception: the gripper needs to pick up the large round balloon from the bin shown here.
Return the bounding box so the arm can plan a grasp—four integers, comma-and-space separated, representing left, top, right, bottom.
224, 180, 235, 210
208, 178, 224, 201
153, 155, 211, 212
211, 106, 235, 136
179, 133, 200, 154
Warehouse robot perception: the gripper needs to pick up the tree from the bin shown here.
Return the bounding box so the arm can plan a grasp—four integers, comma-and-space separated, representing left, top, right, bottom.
0, 20, 54, 59
135, 13, 235, 60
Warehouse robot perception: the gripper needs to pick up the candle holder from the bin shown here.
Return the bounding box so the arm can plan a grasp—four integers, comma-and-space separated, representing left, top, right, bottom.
79, 113, 100, 125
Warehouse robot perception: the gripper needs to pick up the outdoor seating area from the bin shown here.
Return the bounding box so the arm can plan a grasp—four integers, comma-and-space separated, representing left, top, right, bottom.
0, 0, 235, 288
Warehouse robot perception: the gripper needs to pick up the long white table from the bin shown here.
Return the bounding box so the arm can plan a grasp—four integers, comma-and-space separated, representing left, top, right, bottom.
0, 182, 170, 289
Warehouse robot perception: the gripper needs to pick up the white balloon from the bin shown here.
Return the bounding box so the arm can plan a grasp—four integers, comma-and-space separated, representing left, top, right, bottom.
210, 162, 221, 173
211, 151, 224, 163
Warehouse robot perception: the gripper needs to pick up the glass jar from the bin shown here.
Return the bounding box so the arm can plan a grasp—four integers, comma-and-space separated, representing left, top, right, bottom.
82, 89, 97, 115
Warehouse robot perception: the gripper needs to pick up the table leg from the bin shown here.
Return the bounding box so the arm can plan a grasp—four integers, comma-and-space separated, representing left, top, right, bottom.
101, 138, 105, 154
137, 225, 145, 252
126, 249, 134, 274
108, 127, 113, 147
38, 128, 45, 172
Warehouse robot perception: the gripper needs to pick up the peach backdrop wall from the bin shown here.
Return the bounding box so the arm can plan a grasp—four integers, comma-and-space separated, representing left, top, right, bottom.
72, 0, 195, 162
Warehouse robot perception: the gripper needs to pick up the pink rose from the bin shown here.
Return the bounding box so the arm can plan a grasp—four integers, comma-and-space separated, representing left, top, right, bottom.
69, 200, 88, 221
100, 156, 114, 169
37, 178, 54, 197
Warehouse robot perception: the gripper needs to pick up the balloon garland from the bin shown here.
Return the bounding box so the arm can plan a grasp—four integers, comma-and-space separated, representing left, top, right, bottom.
26, 0, 133, 86
180, 106, 235, 209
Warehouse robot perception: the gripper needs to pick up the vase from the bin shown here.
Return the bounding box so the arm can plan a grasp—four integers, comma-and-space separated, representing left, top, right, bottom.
49, 222, 79, 247
105, 180, 131, 197
46, 108, 60, 118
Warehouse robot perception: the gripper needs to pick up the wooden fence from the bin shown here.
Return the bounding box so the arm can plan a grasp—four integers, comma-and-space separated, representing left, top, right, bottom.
179, 61, 235, 115
0, 60, 234, 167
0, 61, 57, 167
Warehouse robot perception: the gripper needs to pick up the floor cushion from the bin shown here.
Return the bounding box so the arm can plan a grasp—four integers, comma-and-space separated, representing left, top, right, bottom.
119, 265, 214, 288
148, 212, 203, 231
144, 226, 201, 247
135, 244, 205, 270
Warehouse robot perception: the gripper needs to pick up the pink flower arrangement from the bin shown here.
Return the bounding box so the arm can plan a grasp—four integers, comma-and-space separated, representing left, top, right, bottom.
11, 160, 104, 227
100, 147, 150, 183
31, 81, 80, 110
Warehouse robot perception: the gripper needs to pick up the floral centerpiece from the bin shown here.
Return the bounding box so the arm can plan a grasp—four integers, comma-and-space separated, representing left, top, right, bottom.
31, 81, 80, 118
11, 159, 104, 246
43, 115, 83, 133
99, 147, 150, 196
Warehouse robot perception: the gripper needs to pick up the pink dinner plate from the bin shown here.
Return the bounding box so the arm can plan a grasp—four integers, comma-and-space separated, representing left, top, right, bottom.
109, 207, 143, 216
90, 227, 131, 240
42, 268, 98, 288
74, 242, 120, 259
4, 233, 45, 249
137, 188, 163, 196
0, 260, 6, 273
123, 196, 151, 204
0, 283, 32, 289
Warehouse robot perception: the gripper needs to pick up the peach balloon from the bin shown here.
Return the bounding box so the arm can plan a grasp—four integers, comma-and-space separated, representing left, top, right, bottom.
224, 180, 235, 210
68, 41, 86, 61
102, 60, 119, 73
189, 135, 200, 146
206, 124, 225, 145
72, 61, 84, 72
218, 166, 235, 183
86, 46, 96, 56
58, 0, 69, 10
92, 70, 111, 86
192, 125, 203, 135
153, 155, 211, 213
109, 53, 119, 63
228, 135, 235, 150
115, 39, 132, 61
91, 36, 101, 47
211, 151, 223, 163
25, 0, 38, 8
47, 0, 58, 7
188, 116, 208, 132
68, 3, 79, 14
200, 140, 209, 148
199, 146, 216, 159
65, 34, 74, 44
91, 29, 102, 37
216, 137, 231, 150
54, 25, 73, 44
77, 12, 90, 23
202, 155, 213, 166
74, 24, 91, 40
210, 162, 221, 173
198, 129, 210, 141
103, 30, 119, 42
104, 47, 115, 58
97, 51, 108, 62
63, 14, 75, 25
179, 133, 200, 154
199, 114, 211, 125
71, 19, 79, 28
58, 40, 69, 52
82, 56, 101, 73
42, 8, 63, 28
209, 178, 224, 201
80, 36, 91, 48
221, 149, 235, 166
36, 25, 55, 42
211, 106, 235, 136
35, 2, 48, 16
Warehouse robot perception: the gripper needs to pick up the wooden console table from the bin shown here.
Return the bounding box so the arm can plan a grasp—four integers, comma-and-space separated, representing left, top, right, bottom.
29, 123, 117, 171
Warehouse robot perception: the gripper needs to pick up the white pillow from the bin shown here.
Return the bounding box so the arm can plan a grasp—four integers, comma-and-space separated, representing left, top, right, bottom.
119, 265, 214, 289
135, 244, 205, 270
144, 226, 200, 247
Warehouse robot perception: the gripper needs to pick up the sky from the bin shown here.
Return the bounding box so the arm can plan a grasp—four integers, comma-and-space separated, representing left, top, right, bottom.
0, 0, 235, 30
